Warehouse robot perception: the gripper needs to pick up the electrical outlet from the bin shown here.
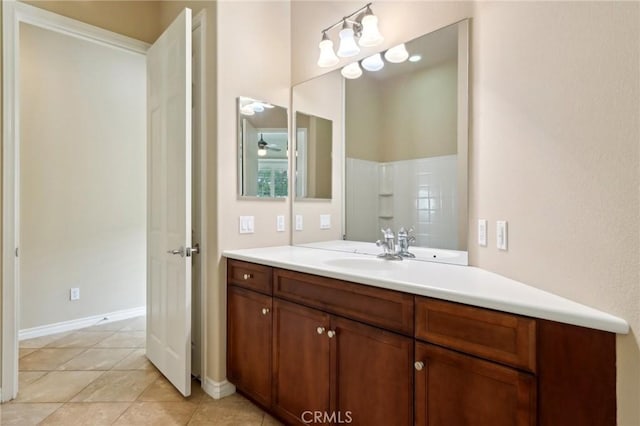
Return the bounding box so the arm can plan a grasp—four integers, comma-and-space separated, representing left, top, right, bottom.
478, 219, 487, 247
276, 215, 285, 232
496, 220, 508, 250
295, 215, 303, 231
320, 214, 331, 230
70, 287, 80, 301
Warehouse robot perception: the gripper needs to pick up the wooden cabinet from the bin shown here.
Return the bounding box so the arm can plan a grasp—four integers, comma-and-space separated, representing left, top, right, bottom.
227, 285, 273, 408
415, 342, 536, 426
271, 298, 413, 425
332, 315, 413, 425
272, 299, 331, 424
226, 259, 617, 426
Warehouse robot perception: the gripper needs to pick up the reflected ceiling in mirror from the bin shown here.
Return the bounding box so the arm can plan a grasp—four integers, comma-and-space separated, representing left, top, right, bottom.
237, 97, 288, 199
344, 21, 468, 251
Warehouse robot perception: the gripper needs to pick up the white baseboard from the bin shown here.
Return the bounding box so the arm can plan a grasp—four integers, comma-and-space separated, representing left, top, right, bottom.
202, 377, 236, 400
19, 306, 146, 341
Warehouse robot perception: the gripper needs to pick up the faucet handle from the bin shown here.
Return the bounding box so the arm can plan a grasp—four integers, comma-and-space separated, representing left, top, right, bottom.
381, 227, 394, 239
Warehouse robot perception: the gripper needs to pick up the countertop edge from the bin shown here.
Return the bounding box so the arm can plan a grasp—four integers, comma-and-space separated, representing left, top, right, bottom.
222, 249, 629, 335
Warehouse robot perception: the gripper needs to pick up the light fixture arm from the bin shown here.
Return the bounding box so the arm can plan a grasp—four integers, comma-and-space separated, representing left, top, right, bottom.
319, 2, 372, 36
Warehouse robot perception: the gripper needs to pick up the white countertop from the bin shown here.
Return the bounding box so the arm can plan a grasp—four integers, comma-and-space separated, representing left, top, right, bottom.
223, 245, 629, 334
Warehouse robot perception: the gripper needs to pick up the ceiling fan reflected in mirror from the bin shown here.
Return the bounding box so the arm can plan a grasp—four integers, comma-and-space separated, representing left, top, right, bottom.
257, 133, 282, 157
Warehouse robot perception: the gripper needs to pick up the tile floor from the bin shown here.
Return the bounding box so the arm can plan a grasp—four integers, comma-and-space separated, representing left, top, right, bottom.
1, 316, 281, 425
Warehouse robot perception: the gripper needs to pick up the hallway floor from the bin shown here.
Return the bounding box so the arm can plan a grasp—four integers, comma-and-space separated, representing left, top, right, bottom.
1, 316, 280, 425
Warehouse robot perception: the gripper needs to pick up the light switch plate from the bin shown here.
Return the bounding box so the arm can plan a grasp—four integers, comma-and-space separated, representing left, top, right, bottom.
276, 215, 285, 232
478, 219, 487, 247
295, 215, 303, 231
239, 216, 255, 234
70, 287, 80, 301
496, 220, 508, 250
320, 214, 331, 230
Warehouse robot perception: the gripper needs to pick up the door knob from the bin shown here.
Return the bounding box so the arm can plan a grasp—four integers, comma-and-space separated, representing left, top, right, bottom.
317, 327, 325, 335
243, 273, 252, 280
414, 361, 424, 371
186, 244, 200, 257
167, 247, 185, 257
261, 308, 270, 315
327, 330, 336, 338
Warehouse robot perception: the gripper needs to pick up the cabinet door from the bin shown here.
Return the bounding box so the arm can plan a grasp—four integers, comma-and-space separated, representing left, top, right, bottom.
332, 316, 413, 425
227, 286, 273, 407
415, 342, 536, 426
272, 299, 330, 425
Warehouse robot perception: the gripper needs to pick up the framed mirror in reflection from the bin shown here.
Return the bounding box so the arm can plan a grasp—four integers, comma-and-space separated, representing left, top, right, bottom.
237, 97, 288, 199
295, 112, 333, 199
291, 19, 469, 261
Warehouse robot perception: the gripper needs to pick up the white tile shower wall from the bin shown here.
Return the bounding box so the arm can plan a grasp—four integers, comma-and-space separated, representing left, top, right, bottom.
346, 158, 379, 242
346, 155, 458, 248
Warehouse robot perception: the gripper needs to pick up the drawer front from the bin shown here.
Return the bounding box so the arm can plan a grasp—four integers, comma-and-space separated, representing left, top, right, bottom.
227, 259, 273, 295
274, 268, 414, 335
415, 297, 536, 372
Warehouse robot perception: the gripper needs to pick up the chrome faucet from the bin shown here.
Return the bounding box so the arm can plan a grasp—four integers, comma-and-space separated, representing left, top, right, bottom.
397, 227, 416, 258
376, 228, 403, 260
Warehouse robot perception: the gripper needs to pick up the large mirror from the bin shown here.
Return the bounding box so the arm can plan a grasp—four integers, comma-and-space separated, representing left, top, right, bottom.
237, 97, 288, 198
292, 20, 469, 260
295, 112, 333, 199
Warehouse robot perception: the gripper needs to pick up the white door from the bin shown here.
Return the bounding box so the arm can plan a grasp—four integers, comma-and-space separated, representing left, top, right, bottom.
146, 8, 193, 397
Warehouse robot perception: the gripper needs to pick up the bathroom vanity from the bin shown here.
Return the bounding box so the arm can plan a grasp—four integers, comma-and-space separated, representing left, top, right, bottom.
223, 246, 627, 426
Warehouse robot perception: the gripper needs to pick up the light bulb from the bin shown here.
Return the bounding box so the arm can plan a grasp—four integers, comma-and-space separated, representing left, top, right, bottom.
361, 53, 384, 72
409, 54, 422, 63
337, 23, 360, 57
384, 43, 409, 63
358, 9, 383, 47
317, 33, 339, 67
341, 62, 362, 79
251, 102, 264, 113
258, 148, 267, 157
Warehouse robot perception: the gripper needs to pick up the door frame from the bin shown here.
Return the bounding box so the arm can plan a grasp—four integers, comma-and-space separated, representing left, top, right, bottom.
0, 1, 208, 402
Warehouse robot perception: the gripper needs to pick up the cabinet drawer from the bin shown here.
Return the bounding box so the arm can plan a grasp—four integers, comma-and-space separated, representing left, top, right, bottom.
415, 297, 536, 372
274, 268, 414, 335
227, 259, 272, 295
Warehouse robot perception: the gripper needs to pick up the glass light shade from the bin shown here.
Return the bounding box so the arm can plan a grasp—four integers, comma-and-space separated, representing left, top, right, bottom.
250, 102, 264, 113
341, 62, 363, 79
384, 43, 409, 63
358, 14, 383, 47
337, 27, 360, 57
240, 105, 255, 116
361, 53, 384, 72
317, 38, 339, 67
258, 148, 267, 157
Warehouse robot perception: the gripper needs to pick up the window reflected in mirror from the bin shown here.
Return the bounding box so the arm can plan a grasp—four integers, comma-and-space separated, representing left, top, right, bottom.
295, 112, 332, 199
237, 97, 288, 198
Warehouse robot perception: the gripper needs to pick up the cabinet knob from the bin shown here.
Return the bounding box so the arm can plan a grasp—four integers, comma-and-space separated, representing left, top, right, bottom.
414, 361, 424, 371
317, 327, 325, 335
242, 273, 252, 280
261, 308, 270, 315
327, 330, 336, 338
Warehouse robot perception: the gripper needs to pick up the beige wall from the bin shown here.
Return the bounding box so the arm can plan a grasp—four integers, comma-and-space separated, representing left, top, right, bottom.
346, 60, 457, 163
19, 22, 147, 329
292, 1, 640, 424
213, 0, 291, 383
292, 70, 343, 244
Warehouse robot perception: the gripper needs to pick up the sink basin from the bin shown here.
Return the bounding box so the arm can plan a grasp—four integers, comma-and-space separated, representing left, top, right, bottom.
323, 257, 404, 271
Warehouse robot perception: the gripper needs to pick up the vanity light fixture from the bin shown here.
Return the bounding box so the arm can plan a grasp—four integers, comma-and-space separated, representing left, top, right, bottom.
384, 43, 409, 63
316, 3, 384, 67
317, 32, 339, 67
341, 62, 363, 79
361, 53, 384, 71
